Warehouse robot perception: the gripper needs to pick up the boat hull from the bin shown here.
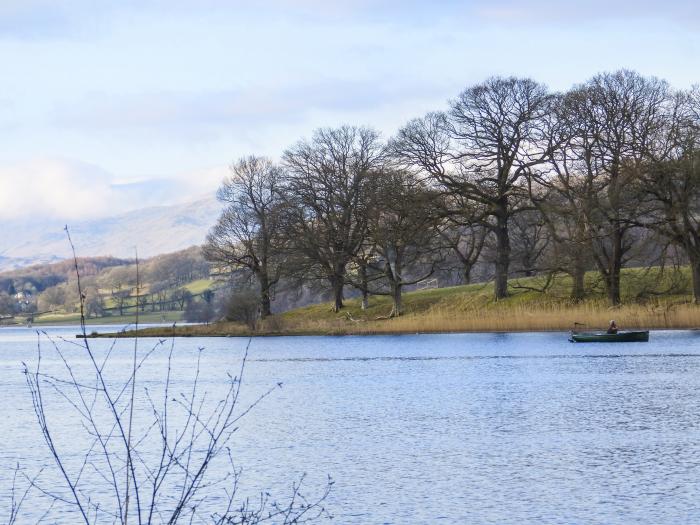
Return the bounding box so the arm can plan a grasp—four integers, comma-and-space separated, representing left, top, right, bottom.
569, 331, 649, 343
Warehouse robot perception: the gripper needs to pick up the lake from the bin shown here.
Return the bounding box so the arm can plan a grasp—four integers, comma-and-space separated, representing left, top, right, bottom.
2, 326, 700, 523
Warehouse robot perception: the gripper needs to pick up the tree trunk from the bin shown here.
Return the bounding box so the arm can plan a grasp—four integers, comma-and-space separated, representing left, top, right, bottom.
463, 264, 472, 285
390, 282, 403, 317
607, 228, 623, 306
494, 205, 510, 300
332, 280, 344, 312
691, 255, 700, 305
522, 253, 535, 277
387, 251, 403, 317
570, 262, 586, 302
259, 272, 272, 318
359, 264, 369, 310
260, 291, 272, 319
330, 263, 346, 312
607, 269, 621, 306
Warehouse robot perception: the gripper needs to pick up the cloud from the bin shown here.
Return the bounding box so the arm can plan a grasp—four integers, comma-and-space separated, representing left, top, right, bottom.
169, 165, 229, 193
472, 0, 699, 23
54, 80, 439, 131
0, 157, 223, 220
0, 1, 101, 40
0, 0, 450, 36
1, 0, 696, 41
0, 158, 116, 219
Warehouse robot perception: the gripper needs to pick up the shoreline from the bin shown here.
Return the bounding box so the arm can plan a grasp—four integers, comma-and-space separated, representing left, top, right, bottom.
82, 322, 700, 339
81, 301, 700, 339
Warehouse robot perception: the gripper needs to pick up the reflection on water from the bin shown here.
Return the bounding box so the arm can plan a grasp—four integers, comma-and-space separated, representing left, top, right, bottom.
1, 326, 700, 523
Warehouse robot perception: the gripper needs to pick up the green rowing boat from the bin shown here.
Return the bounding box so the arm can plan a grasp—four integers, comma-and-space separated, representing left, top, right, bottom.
569, 330, 649, 343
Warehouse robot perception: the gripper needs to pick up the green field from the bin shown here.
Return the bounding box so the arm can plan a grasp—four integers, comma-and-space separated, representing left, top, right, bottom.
3, 277, 220, 327
29, 311, 184, 326
182, 279, 216, 294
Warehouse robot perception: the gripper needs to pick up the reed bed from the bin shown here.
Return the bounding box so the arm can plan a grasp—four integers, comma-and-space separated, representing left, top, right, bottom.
101, 300, 700, 339
346, 303, 700, 334
265, 301, 700, 335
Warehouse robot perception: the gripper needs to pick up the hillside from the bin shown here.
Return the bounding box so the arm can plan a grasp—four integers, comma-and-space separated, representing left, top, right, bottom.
0, 247, 220, 326
99, 266, 700, 337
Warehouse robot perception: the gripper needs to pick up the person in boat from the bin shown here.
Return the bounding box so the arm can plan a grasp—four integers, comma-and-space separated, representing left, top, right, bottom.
607, 320, 618, 334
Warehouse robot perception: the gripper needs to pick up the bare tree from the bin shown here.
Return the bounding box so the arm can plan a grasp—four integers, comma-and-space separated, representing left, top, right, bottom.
363, 170, 444, 317
347, 246, 380, 310
0, 291, 17, 317
528, 178, 593, 301
170, 288, 193, 310
282, 126, 384, 312
391, 77, 557, 300
509, 207, 552, 278
84, 284, 105, 317
204, 156, 287, 319
149, 281, 171, 311
639, 88, 700, 302
224, 287, 261, 330
434, 196, 488, 285
112, 288, 132, 316
558, 70, 670, 305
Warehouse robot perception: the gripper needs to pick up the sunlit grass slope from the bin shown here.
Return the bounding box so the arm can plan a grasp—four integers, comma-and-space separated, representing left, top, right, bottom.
27, 277, 217, 326
32, 311, 184, 326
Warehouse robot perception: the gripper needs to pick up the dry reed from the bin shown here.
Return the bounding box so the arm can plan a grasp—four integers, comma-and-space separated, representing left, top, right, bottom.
267, 301, 700, 335
103, 300, 700, 339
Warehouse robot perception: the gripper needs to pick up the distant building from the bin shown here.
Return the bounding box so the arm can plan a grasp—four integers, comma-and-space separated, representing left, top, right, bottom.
14, 290, 31, 301
14, 290, 34, 312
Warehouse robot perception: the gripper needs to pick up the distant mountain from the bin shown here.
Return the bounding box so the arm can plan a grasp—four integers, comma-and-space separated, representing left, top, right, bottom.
0, 254, 64, 272
0, 195, 222, 270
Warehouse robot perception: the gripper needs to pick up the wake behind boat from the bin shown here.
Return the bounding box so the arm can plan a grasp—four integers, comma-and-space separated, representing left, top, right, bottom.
569, 330, 650, 343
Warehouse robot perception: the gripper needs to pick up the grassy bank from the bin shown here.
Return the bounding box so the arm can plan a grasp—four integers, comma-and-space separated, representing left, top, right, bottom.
88, 267, 700, 338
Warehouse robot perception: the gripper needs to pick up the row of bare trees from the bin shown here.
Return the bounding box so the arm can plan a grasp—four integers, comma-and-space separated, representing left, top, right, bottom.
204, 129, 447, 318
205, 70, 700, 317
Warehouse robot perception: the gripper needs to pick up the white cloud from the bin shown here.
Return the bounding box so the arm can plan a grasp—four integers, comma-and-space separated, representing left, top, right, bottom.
169, 165, 229, 194
0, 157, 224, 220
0, 158, 116, 220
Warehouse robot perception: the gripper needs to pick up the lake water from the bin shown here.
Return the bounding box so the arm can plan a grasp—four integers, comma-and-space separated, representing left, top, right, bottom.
2, 326, 700, 523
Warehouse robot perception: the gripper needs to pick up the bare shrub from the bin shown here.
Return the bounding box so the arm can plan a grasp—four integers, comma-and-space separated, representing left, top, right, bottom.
11, 228, 332, 524
225, 289, 260, 330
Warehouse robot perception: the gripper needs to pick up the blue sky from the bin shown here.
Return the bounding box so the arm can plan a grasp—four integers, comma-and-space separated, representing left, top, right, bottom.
0, 0, 698, 219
